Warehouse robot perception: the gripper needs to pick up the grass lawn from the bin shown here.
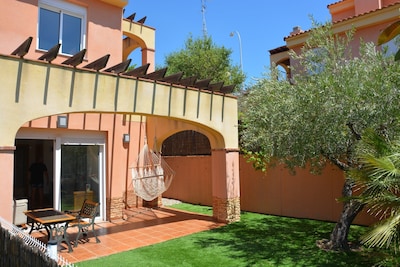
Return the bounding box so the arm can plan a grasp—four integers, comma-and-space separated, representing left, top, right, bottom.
78, 203, 395, 267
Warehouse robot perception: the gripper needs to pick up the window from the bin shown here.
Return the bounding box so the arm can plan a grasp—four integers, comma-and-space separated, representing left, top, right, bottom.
38, 0, 86, 55
382, 37, 400, 58
305, 47, 328, 75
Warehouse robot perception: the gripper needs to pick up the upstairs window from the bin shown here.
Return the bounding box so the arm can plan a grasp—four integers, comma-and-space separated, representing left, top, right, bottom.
38, 0, 86, 55
382, 37, 400, 58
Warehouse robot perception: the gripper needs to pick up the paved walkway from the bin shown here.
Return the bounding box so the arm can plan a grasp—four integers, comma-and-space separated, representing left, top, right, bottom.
31, 207, 224, 264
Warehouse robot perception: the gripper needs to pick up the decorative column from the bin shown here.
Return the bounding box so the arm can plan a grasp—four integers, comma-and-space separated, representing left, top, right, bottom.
0, 146, 16, 222
212, 149, 241, 223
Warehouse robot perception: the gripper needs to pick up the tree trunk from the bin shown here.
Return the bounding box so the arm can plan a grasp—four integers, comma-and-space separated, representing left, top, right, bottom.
318, 178, 364, 251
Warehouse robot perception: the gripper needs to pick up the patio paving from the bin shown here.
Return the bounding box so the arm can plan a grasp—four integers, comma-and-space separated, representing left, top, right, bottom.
30, 206, 224, 264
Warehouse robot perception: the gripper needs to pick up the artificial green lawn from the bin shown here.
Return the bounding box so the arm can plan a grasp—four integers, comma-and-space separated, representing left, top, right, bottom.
78, 203, 395, 267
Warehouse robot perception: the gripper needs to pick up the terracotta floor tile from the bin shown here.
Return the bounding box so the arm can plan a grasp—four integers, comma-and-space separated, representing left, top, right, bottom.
35, 207, 225, 264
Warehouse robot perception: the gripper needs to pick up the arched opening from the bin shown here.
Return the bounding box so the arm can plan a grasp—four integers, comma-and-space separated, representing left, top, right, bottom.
161, 130, 213, 207
277, 58, 291, 80
162, 130, 211, 156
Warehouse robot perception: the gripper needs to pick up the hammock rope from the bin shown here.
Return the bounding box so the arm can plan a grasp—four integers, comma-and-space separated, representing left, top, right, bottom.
131, 143, 175, 201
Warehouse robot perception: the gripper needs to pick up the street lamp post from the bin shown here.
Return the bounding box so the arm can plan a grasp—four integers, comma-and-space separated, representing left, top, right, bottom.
230, 31, 243, 73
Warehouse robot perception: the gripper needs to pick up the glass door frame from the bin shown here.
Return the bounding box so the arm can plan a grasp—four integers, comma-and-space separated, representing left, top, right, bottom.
54, 136, 105, 221
16, 130, 106, 221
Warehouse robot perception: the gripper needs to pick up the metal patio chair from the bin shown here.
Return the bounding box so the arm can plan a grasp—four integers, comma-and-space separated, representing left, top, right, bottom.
67, 199, 101, 247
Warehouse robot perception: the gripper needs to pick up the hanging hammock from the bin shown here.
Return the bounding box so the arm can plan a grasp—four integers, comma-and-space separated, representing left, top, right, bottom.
131, 143, 175, 201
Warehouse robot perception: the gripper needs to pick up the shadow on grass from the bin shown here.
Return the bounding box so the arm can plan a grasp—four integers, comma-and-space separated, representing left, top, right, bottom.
195, 212, 385, 267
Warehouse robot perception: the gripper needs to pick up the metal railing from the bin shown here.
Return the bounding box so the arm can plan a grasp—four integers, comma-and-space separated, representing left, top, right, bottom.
0, 216, 75, 267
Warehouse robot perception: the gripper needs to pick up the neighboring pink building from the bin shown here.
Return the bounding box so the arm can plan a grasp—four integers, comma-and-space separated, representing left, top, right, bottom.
270, 0, 400, 79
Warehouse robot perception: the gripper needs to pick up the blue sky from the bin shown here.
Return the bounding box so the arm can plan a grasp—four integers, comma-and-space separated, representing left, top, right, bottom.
125, 1, 334, 85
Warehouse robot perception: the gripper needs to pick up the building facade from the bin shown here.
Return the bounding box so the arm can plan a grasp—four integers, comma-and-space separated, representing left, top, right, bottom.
270, 0, 400, 78
0, 0, 241, 224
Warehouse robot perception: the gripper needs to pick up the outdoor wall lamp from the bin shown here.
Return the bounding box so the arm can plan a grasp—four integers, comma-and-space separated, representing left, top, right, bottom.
123, 134, 130, 143
57, 115, 68, 128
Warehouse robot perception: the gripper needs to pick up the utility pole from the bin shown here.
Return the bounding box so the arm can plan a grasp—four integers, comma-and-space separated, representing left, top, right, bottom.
201, 0, 208, 38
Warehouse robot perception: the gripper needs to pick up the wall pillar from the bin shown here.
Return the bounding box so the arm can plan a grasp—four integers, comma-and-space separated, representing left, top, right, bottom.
0, 146, 16, 222
212, 149, 240, 223
141, 48, 155, 72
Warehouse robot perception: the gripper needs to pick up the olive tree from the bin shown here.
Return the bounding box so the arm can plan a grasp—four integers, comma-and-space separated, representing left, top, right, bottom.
239, 21, 400, 251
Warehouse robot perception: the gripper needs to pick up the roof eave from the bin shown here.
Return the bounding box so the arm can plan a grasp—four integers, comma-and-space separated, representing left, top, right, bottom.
284, 4, 400, 48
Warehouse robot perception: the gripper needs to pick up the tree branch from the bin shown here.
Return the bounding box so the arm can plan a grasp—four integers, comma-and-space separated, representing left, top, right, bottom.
321, 150, 350, 171
346, 122, 361, 140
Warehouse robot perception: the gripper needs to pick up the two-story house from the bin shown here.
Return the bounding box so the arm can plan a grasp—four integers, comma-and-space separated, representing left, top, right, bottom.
270, 0, 400, 79
0, 0, 241, 224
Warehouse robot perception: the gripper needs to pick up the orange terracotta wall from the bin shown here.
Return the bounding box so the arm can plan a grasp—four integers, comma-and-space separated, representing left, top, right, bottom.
287, 17, 396, 75
164, 155, 377, 226
0, 149, 15, 222
286, 1, 400, 77
85, 0, 123, 65
329, 0, 399, 22
350, 24, 386, 54
329, 0, 356, 22
0, 0, 123, 66
239, 157, 374, 225
0, 0, 37, 55
331, 9, 355, 23
354, 0, 381, 15
164, 156, 213, 206
21, 113, 144, 212
382, 0, 400, 5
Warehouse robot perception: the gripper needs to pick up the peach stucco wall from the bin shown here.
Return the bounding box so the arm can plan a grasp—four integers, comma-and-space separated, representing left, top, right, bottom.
0, 0, 123, 66
165, 155, 377, 226
86, 0, 123, 65
329, 0, 400, 22
238, 157, 377, 225
272, 1, 400, 79
240, 158, 341, 220
164, 156, 213, 206
0, 147, 14, 222
20, 113, 144, 219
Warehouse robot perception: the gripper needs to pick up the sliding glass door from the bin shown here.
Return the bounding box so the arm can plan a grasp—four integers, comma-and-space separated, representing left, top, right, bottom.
60, 145, 101, 211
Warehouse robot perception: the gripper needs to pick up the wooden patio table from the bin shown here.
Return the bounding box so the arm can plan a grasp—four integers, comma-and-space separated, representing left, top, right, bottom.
24, 208, 76, 252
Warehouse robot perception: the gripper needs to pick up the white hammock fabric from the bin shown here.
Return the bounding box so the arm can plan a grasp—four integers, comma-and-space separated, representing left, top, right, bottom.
131, 144, 175, 201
